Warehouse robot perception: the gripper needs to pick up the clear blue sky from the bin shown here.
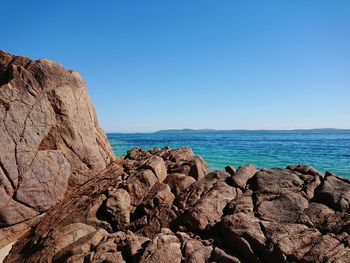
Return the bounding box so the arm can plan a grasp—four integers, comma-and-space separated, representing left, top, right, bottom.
2, 1, 349, 132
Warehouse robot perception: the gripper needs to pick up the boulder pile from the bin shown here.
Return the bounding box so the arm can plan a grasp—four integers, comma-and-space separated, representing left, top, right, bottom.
5, 147, 350, 262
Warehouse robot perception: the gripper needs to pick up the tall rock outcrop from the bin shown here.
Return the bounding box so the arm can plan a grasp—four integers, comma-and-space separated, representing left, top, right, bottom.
0, 51, 115, 247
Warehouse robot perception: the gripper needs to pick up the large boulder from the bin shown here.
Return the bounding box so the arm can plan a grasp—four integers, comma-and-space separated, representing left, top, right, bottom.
175, 170, 238, 232
230, 164, 257, 189
313, 172, 350, 212
0, 51, 114, 246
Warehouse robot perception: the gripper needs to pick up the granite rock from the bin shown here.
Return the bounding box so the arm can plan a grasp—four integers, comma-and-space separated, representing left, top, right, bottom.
0, 50, 114, 247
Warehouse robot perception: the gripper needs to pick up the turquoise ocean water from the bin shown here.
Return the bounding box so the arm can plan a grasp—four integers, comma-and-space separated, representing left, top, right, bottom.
107, 130, 350, 178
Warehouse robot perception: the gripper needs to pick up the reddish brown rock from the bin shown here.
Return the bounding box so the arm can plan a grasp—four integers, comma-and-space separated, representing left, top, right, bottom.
0, 50, 114, 246
262, 221, 322, 262
126, 169, 158, 207
139, 229, 182, 263
230, 164, 257, 189
52, 228, 108, 262
224, 190, 253, 215
302, 234, 350, 262
256, 191, 309, 223
210, 247, 242, 263
144, 156, 167, 183
164, 147, 194, 163
176, 171, 238, 232
250, 168, 304, 194
127, 148, 152, 161
188, 156, 208, 180
0, 217, 41, 249
15, 150, 71, 212
133, 182, 176, 238
303, 202, 335, 228
287, 164, 323, 177
163, 147, 208, 180
105, 188, 132, 231
164, 173, 196, 196
0, 186, 38, 226
182, 237, 212, 263
313, 173, 350, 212
220, 213, 267, 263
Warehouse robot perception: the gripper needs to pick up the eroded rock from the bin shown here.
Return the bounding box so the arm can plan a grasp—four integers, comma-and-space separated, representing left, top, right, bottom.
230, 164, 257, 189
176, 171, 238, 232
313, 173, 350, 212
164, 173, 196, 196
139, 229, 182, 263
0, 50, 115, 245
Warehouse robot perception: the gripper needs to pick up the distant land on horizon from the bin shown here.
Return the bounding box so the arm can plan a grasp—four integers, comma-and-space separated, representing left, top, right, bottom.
107, 128, 350, 134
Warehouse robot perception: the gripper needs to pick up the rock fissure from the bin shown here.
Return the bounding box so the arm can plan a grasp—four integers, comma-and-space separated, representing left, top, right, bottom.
60, 135, 91, 170
0, 159, 15, 192
0, 98, 10, 111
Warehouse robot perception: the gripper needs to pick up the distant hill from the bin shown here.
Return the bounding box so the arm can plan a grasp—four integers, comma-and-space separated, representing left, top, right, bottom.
155, 129, 217, 133
154, 128, 350, 134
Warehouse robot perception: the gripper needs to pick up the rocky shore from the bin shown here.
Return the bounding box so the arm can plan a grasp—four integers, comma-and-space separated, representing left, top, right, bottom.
0, 51, 349, 262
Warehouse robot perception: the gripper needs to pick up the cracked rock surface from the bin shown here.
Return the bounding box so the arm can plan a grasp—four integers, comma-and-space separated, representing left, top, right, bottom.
5, 146, 350, 262
0, 51, 114, 247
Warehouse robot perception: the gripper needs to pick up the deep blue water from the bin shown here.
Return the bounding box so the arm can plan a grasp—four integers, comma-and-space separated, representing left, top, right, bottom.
107, 130, 350, 178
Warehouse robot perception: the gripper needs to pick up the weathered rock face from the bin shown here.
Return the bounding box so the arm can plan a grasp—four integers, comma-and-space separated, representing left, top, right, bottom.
0, 51, 114, 245
4, 147, 209, 262
4, 145, 350, 262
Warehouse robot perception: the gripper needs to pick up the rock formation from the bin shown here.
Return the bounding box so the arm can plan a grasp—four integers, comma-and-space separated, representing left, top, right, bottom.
1, 51, 349, 262
0, 51, 114, 248
4, 146, 350, 262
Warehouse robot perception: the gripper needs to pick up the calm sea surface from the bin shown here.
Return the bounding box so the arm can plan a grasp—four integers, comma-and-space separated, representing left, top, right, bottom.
107, 130, 350, 178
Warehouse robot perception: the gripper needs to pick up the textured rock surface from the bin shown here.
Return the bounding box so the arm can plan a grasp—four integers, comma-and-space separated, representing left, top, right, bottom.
4, 146, 350, 262
0, 51, 114, 246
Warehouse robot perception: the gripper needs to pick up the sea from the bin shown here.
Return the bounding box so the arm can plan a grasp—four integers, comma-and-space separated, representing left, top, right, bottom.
107, 130, 350, 178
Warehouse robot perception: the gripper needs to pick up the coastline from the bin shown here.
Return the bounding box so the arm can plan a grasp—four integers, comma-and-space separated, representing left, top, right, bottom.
107, 130, 350, 178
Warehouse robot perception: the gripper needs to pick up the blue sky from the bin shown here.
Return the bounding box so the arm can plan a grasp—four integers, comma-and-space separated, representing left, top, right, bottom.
2, 1, 349, 132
